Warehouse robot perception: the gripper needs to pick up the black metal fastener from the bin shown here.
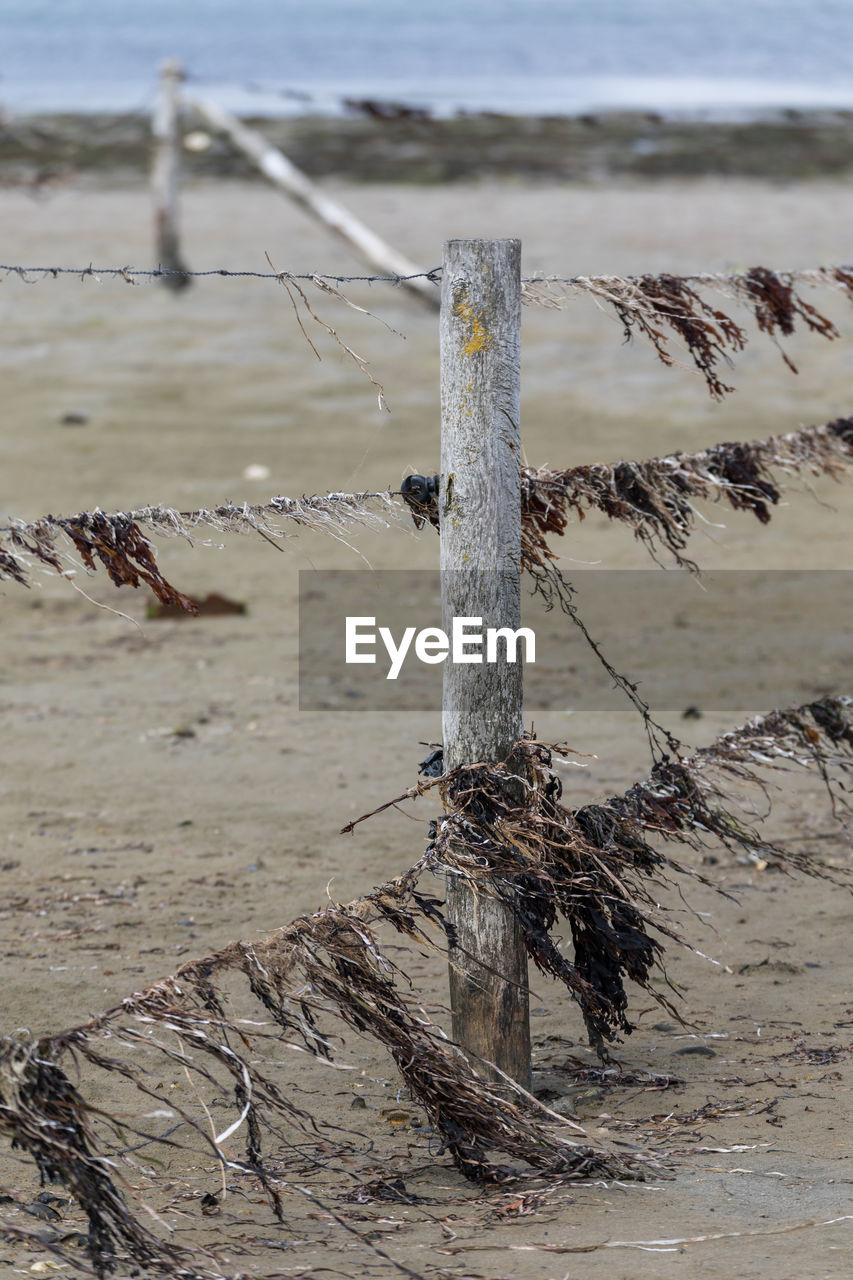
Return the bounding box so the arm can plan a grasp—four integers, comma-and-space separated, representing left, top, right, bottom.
401, 473, 440, 530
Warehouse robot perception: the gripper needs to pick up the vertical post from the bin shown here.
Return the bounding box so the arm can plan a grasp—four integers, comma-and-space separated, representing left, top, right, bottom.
152, 59, 190, 291
439, 238, 531, 1087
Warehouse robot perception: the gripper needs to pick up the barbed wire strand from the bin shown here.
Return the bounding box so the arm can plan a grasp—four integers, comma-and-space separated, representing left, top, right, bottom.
0, 490, 403, 539
4, 410, 852, 550
1, 261, 852, 288
0, 263, 442, 285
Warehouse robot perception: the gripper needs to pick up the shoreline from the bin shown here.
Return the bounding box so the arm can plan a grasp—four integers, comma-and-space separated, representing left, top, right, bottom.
5, 108, 853, 185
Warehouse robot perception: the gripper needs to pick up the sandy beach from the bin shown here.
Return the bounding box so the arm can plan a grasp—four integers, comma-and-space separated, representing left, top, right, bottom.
0, 169, 852, 1276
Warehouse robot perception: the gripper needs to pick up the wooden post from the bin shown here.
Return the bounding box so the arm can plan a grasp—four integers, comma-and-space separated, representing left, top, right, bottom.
186, 94, 439, 310
152, 59, 190, 291
439, 238, 531, 1087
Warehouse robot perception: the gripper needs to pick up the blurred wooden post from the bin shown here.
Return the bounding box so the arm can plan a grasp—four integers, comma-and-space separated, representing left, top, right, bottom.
152, 59, 190, 291
186, 93, 439, 310
439, 237, 531, 1087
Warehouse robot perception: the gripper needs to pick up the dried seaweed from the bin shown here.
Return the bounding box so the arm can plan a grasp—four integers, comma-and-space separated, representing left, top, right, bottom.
741, 266, 838, 372
61, 513, 198, 612
0, 891, 636, 1275
6, 414, 850, 607
525, 265, 853, 398
0, 1040, 188, 1276
0, 491, 402, 599
1, 696, 850, 1275
612, 273, 746, 399
521, 415, 853, 573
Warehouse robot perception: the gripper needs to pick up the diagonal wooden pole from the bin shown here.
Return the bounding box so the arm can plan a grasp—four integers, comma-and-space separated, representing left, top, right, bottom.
439, 237, 531, 1087
186, 93, 439, 309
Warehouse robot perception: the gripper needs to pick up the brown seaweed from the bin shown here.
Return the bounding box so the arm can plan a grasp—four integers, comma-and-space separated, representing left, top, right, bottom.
614, 273, 746, 399
423, 700, 851, 1053
59, 513, 199, 612
741, 266, 838, 371
521, 415, 853, 573
525, 265, 852, 398
0, 492, 401, 601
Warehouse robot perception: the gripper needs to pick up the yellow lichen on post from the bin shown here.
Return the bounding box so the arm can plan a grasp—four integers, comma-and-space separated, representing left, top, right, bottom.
453, 291, 493, 356
462, 314, 491, 355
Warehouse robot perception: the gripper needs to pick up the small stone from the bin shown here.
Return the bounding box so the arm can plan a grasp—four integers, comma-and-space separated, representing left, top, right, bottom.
570, 1087, 605, 1111
243, 463, 271, 482
23, 1202, 61, 1222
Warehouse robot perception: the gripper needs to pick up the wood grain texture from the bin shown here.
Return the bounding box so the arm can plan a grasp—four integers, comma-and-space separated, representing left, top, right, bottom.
439, 238, 530, 1087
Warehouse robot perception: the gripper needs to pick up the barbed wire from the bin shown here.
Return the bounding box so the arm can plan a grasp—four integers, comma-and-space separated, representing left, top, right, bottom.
4, 411, 853, 592
0, 491, 405, 604
525, 265, 853, 287
3, 260, 852, 291
5, 258, 853, 399
0, 262, 442, 285
0, 490, 402, 539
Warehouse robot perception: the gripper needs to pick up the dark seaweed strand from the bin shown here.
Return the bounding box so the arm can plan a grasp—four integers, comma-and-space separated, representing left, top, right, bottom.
525, 560, 682, 763
0, 1040, 190, 1278
0, 512, 198, 612
521, 416, 853, 573
425, 697, 852, 1053
574, 267, 845, 398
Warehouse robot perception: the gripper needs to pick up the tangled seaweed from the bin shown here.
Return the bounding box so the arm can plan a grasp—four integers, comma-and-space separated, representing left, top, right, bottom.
0, 491, 401, 600
2, 697, 850, 1275
522, 264, 853, 398
420, 700, 851, 1052
521, 415, 853, 573
0, 889, 632, 1277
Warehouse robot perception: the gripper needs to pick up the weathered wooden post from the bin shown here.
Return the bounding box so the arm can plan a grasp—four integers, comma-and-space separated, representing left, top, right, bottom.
439, 238, 531, 1086
152, 58, 190, 290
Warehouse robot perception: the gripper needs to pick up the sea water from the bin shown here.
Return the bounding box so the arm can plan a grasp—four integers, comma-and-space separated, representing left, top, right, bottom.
2, 0, 853, 116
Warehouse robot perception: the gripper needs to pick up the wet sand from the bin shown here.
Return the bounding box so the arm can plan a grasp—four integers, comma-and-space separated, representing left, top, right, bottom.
0, 175, 852, 1276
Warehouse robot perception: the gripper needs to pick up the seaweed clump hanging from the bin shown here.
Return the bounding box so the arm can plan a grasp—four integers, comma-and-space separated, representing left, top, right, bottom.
521, 416, 853, 573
